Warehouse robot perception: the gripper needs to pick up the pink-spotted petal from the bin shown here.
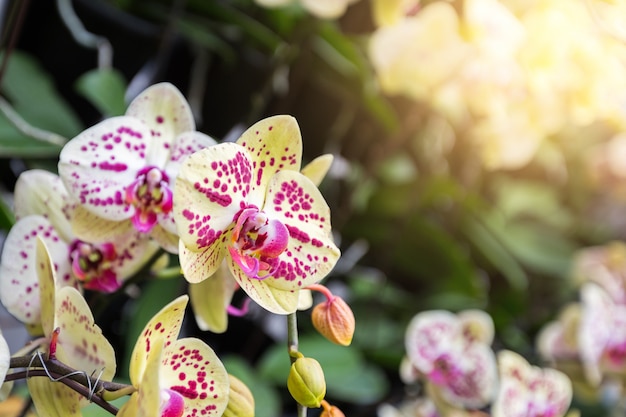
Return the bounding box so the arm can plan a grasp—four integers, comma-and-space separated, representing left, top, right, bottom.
300, 154, 334, 187
435, 342, 498, 409
106, 232, 161, 285
118, 336, 164, 417
54, 287, 117, 382
13, 170, 75, 243
235, 115, 303, 205
35, 237, 57, 339
189, 263, 237, 333
578, 283, 613, 385
261, 170, 340, 291
457, 309, 495, 345
174, 143, 257, 251
405, 310, 458, 373
126, 83, 195, 168
129, 295, 188, 385
179, 234, 230, 284
58, 116, 150, 221
28, 377, 82, 417
226, 256, 301, 314
164, 131, 218, 180
0, 217, 74, 326
161, 337, 229, 417
70, 205, 135, 243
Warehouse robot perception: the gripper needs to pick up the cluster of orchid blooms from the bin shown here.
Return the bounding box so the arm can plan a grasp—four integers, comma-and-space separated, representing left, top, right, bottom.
381, 309, 573, 417
0, 82, 351, 416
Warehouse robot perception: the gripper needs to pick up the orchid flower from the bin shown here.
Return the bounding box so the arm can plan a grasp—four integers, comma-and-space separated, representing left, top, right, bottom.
116, 295, 229, 417
578, 283, 626, 386
188, 153, 335, 331
491, 350, 572, 417
571, 241, 626, 304
58, 82, 217, 253
404, 310, 498, 409
0, 170, 159, 329
27, 238, 117, 417
175, 115, 340, 315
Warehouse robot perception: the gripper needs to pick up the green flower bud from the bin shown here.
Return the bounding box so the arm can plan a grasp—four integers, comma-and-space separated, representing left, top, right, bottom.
287, 357, 326, 408
223, 374, 255, 417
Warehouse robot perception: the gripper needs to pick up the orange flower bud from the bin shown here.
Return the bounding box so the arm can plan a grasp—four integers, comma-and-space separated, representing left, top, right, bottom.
287, 357, 326, 408
321, 404, 345, 417
311, 296, 355, 346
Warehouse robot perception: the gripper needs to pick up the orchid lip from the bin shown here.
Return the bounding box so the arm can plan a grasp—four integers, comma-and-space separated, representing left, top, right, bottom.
69, 240, 121, 293
230, 207, 289, 279
125, 166, 173, 233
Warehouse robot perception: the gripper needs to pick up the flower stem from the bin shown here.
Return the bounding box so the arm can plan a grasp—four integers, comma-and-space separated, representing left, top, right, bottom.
287, 312, 307, 417
7, 355, 134, 415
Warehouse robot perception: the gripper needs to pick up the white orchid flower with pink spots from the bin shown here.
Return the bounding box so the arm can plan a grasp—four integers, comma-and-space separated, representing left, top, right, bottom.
491, 350, 572, 417
58, 82, 217, 253
27, 238, 117, 417
116, 295, 229, 417
174, 115, 340, 315
188, 153, 335, 332
404, 309, 498, 409
0, 170, 159, 329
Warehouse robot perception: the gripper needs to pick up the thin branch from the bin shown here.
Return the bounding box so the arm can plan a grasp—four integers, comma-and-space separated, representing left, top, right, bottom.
0, 96, 68, 146
287, 312, 307, 417
8, 355, 133, 394
55, 0, 113, 69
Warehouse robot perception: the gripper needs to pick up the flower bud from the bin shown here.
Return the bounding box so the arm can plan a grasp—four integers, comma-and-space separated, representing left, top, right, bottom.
287, 357, 326, 408
321, 405, 345, 417
223, 374, 255, 417
311, 296, 355, 346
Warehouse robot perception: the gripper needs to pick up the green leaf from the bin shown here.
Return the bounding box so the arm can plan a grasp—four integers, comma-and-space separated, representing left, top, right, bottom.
0, 193, 15, 232
1, 50, 83, 138
222, 355, 282, 417
75, 69, 127, 117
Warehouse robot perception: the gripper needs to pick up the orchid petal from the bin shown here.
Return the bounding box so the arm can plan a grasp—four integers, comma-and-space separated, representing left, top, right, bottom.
174, 143, 255, 252
436, 342, 498, 408
54, 286, 117, 382
261, 170, 340, 290
457, 309, 495, 345
0, 331, 8, 386
225, 255, 301, 314
578, 283, 613, 385
179, 235, 229, 284
405, 310, 457, 373
0, 217, 74, 326
160, 337, 229, 416
297, 288, 313, 310
493, 350, 572, 417
126, 82, 196, 168
28, 377, 82, 417
189, 263, 237, 333
70, 205, 135, 243
300, 154, 333, 187
300, 0, 351, 18
236, 115, 303, 204
115, 392, 140, 417
58, 115, 150, 221
129, 295, 188, 385
35, 237, 58, 339
106, 232, 161, 283
164, 131, 218, 180
13, 170, 75, 243
150, 223, 180, 254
